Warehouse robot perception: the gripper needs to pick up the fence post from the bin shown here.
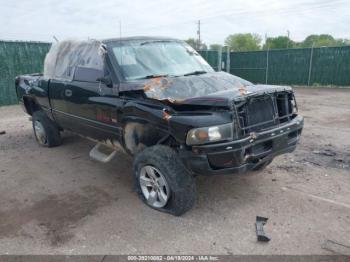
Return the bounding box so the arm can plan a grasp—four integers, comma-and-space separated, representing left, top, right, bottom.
307, 43, 315, 86
226, 46, 230, 73
265, 48, 269, 84
217, 46, 222, 71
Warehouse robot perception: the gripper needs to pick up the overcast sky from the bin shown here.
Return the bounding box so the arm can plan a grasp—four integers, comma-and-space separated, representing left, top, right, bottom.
0, 0, 349, 45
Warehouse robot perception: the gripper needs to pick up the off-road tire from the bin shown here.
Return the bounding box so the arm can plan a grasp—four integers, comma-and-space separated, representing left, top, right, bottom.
133, 145, 196, 216
32, 111, 62, 147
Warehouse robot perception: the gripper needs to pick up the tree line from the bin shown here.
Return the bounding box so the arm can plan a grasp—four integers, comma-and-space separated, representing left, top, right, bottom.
185, 33, 350, 51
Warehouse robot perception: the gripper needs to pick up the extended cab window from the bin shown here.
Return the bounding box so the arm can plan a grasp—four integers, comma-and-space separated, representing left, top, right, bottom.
44, 40, 104, 81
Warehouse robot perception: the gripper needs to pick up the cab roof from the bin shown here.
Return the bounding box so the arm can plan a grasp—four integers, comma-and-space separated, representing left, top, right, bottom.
102, 36, 180, 44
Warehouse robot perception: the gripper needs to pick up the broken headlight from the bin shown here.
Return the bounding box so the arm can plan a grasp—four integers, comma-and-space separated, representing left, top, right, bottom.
186, 123, 233, 145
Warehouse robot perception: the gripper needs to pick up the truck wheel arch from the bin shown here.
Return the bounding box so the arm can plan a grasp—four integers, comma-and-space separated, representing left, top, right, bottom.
123, 121, 174, 155
23, 96, 41, 115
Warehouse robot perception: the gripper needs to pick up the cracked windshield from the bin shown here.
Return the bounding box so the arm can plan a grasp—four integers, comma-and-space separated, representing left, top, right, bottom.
112, 40, 213, 80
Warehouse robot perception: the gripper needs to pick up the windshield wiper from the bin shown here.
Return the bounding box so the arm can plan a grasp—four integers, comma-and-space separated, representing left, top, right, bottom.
134, 71, 206, 80
134, 74, 171, 80
183, 70, 207, 76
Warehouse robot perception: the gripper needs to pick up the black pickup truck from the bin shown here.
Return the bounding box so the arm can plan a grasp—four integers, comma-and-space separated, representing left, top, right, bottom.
16, 37, 303, 215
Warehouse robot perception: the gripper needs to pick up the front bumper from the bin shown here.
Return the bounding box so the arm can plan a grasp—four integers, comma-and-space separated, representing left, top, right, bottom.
180, 115, 304, 175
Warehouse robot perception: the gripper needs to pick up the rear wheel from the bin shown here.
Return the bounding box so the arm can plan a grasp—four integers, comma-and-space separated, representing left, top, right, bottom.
32, 111, 62, 147
133, 145, 196, 216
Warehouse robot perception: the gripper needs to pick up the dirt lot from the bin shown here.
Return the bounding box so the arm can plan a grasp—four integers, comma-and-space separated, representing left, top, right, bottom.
0, 87, 349, 255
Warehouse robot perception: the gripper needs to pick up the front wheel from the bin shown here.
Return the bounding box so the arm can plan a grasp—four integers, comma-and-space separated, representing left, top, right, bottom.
133, 145, 196, 216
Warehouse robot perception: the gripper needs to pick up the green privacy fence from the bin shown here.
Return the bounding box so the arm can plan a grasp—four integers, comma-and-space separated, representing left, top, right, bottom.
199, 45, 350, 86
0, 41, 50, 106
1, 41, 350, 106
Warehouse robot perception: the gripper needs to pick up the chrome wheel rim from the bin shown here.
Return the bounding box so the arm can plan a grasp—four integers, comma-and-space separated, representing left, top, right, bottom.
139, 165, 170, 208
34, 120, 47, 145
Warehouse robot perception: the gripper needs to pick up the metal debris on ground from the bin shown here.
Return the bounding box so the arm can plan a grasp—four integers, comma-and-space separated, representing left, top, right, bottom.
312, 149, 336, 157
301, 145, 350, 170
255, 216, 271, 242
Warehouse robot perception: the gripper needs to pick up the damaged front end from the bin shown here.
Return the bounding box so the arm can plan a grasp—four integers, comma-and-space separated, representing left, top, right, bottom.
181, 90, 303, 175
106, 38, 303, 175
119, 72, 303, 175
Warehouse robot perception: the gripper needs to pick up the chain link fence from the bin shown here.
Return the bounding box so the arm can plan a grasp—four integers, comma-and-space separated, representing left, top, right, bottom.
0, 41, 350, 106
199, 45, 350, 86
0, 41, 50, 106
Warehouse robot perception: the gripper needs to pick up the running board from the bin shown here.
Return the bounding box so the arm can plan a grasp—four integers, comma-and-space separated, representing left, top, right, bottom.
89, 143, 117, 163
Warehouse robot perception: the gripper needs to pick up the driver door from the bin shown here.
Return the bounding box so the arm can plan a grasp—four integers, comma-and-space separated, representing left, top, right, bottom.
64, 66, 123, 141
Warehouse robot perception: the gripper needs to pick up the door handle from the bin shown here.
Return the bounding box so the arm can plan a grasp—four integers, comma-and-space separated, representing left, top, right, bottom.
65, 89, 72, 97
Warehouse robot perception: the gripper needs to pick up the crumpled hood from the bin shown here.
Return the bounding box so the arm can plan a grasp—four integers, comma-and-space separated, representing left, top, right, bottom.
119, 71, 292, 106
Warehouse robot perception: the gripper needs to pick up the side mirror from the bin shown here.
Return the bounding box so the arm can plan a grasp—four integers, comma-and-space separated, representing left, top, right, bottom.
97, 76, 113, 88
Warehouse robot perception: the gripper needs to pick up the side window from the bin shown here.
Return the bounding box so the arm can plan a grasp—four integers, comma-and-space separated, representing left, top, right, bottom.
73, 67, 103, 82
46, 41, 105, 81
71, 44, 105, 82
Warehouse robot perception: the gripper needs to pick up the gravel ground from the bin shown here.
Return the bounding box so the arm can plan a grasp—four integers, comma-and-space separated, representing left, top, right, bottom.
0, 87, 349, 255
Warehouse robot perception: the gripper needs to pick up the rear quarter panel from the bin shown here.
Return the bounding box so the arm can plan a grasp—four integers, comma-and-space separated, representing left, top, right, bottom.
16, 74, 51, 113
